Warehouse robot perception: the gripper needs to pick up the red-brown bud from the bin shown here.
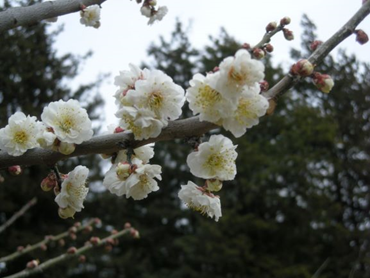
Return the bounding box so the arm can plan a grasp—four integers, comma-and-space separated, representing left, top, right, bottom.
280, 17, 291, 26
253, 48, 265, 60
67, 246, 77, 254
312, 72, 334, 93
124, 222, 132, 229
355, 29, 369, 45
40, 173, 58, 192
283, 28, 294, 41
241, 43, 251, 50
8, 165, 22, 176
265, 43, 274, 53
310, 40, 323, 51
114, 127, 124, 133
290, 59, 314, 77
266, 21, 277, 32
90, 236, 101, 246
259, 80, 269, 92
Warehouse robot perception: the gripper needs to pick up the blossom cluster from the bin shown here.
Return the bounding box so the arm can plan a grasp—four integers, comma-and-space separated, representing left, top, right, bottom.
103, 137, 162, 200
178, 135, 238, 222
0, 99, 93, 156
113, 64, 185, 140
187, 49, 269, 137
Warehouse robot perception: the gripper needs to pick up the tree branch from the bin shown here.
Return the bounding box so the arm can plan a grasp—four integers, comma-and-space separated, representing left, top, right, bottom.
0, 219, 96, 263
3, 226, 134, 278
0, 197, 37, 234
0, 0, 107, 33
263, 1, 370, 100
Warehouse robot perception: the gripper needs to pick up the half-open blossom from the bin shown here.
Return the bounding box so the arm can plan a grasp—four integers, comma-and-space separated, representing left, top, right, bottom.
178, 181, 222, 222
80, 4, 101, 28
0, 112, 42, 156
217, 49, 265, 100
186, 73, 235, 123
55, 165, 89, 218
187, 135, 237, 181
41, 99, 93, 144
222, 88, 269, 137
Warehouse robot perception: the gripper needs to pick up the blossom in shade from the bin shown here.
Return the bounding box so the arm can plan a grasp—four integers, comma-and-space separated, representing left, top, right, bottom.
217, 49, 265, 100
186, 73, 235, 123
187, 135, 237, 181
0, 112, 42, 156
222, 88, 269, 137
116, 106, 165, 140
41, 99, 93, 144
178, 181, 221, 222
55, 166, 89, 218
80, 4, 101, 28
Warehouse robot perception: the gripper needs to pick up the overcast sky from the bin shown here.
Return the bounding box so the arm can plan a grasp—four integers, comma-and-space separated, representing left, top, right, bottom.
51, 0, 370, 127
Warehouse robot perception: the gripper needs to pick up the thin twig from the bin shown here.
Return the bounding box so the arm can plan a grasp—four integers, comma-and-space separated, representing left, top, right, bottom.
312, 257, 330, 278
0, 219, 95, 263
0, 197, 37, 234
3, 227, 133, 278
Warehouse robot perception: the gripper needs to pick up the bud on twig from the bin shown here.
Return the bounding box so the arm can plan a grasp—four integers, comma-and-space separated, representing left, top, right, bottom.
283, 28, 294, 41
67, 246, 77, 254
259, 80, 269, 92
290, 59, 314, 77
265, 43, 274, 53
312, 72, 334, 93
266, 21, 277, 32
280, 16, 291, 26
355, 29, 369, 45
26, 260, 39, 269
310, 40, 323, 51
253, 48, 265, 59
8, 165, 22, 176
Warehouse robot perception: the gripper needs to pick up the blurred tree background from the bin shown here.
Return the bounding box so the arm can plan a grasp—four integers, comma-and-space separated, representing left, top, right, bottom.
0, 1, 370, 277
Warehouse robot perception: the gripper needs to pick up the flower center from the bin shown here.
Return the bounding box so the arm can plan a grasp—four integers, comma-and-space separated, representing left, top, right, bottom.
228, 67, 245, 84
236, 98, 257, 123
14, 130, 28, 144
148, 91, 163, 110
187, 202, 208, 215
59, 116, 75, 133
204, 153, 225, 171
196, 85, 222, 109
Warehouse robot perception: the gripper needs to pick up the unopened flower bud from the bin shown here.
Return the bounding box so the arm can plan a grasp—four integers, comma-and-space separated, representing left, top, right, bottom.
67, 246, 77, 254
74, 222, 81, 228
310, 40, 323, 51
290, 59, 314, 77
40, 173, 58, 192
114, 127, 124, 133
17, 246, 24, 252
280, 16, 291, 26
355, 29, 369, 45
148, 0, 157, 6
83, 225, 93, 234
266, 21, 277, 32
40, 244, 47, 251
253, 48, 265, 59
90, 236, 101, 246
58, 142, 76, 155
283, 28, 294, 41
58, 207, 76, 219
78, 255, 86, 263
312, 72, 334, 93
94, 218, 102, 226
241, 43, 251, 50
58, 239, 65, 247
265, 43, 274, 53
116, 162, 131, 180
205, 179, 223, 192
26, 260, 39, 269
106, 238, 115, 246
259, 80, 269, 92
70, 233, 77, 240
111, 229, 118, 235
8, 165, 22, 176
130, 228, 140, 239
124, 222, 131, 229
69, 226, 78, 234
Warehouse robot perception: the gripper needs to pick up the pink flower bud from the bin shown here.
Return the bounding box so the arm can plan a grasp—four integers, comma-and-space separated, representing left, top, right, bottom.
90, 236, 101, 246
241, 43, 251, 50
40, 173, 58, 192
8, 165, 22, 176
111, 229, 118, 235
253, 48, 265, 59
283, 28, 294, 41
266, 21, 277, 32
67, 246, 77, 254
40, 244, 47, 251
83, 225, 93, 234
280, 17, 291, 26
355, 29, 369, 45
290, 59, 314, 77
265, 43, 274, 53
259, 80, 269, 92
17, 246, 24, 252
69, 226, 78, 234
312, 72, 334, 93
130, 228, 140, 239
124, 222, 132, 229
70, 233, 77, 240
310, 40, 323, 51
26, 260, 39, 269
58, 239, 65, 247
74, 222, 82, 228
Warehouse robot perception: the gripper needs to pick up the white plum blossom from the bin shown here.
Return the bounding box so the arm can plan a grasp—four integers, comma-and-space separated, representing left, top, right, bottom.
186, 72, 235, 123
140, 5, 152, 17
37, 125, 57, 149
0, 112, 42, 156
125, 69, 185, 121
80, 4, 101, 28
55, 166, 89, 218
187, 135, 237, 181
41, 99, 93, 144
222, 87, 269, 137
114, 64, 145, 107
178, 181, 222, 222
115, 144, 155, 164
116, 106, 165, 140
217, 49, 265, 100
103, 158, 162, 200
147, 6, 168, 25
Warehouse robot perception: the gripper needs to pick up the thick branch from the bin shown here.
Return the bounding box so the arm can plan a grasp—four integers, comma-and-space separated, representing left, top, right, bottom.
263, 1, 370, 100
0, 0, 106, 33
0, 197, 37, 234
0, 117, 217, 169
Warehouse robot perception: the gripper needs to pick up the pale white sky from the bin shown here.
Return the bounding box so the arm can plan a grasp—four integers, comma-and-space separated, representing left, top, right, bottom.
51, 0, 370, 127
